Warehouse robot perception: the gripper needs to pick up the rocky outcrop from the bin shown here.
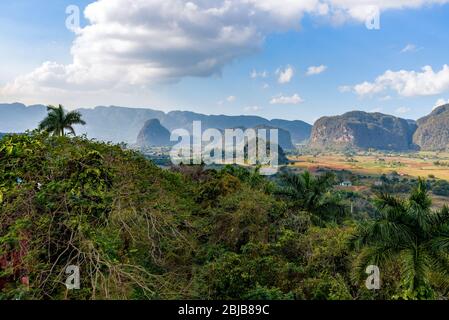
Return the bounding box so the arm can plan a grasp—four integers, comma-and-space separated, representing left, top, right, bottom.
413, 104, 449, 151
136, 119, 172, 147
309, 111, 418, 151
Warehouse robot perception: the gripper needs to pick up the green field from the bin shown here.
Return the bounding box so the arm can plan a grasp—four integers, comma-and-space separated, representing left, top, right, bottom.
290, 151, 449, 181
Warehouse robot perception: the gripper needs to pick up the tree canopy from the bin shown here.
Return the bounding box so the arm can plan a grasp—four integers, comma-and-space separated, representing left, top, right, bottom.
1, 132, 449, 300
38, 105, 86, 137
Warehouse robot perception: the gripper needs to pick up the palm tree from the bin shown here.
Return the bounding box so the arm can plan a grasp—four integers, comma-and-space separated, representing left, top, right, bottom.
354, 179, 449, 299
38, 104, 86, 137
277, 170, 345, 224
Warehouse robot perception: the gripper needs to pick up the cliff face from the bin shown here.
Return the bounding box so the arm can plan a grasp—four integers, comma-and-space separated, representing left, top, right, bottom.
413, 104, 449, 151
136, 119, 172, 147
252, 125, 294, 150
309, 111, 418, 151
268, 119, 311, 144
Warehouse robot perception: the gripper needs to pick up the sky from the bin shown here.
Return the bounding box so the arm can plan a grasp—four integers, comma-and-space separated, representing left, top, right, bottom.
1, 0, 449, 124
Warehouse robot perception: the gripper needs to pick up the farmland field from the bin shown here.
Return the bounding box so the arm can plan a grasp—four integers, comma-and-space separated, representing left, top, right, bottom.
289, 152, 449, 181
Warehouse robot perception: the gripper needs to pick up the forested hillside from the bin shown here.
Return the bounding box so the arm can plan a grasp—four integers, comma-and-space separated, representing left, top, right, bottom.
1, 133, 449, 300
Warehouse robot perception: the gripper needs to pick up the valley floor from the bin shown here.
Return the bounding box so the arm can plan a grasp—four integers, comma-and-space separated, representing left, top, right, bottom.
287, 151, 449, 209
289, 151, 449, 181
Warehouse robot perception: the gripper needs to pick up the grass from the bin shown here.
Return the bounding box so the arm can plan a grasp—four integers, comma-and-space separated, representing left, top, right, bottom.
289, 151, 449, 180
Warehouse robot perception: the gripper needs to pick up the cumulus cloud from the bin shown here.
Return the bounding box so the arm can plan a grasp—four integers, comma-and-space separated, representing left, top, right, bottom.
2, 0, 449, 102
276, 66, 295, 84
353, 81, 385, 96
270, 93, 304, 105
306, 65, 327, 76
352, 65, 449, 97
433, 98, 449, 109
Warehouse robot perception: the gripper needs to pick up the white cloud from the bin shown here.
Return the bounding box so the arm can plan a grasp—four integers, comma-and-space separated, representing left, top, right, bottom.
270, 93, 304, 105
353, 81, 385, 96
227, 95, 236, 102
395, 106, 411, 114
276, 66, 295, 84
433, 98, 449, 110
306, 65, 327, 76
251, 70, 268, 79
352, 65, 449, 97
401, 44, 417, 53
2, 0, 449, 103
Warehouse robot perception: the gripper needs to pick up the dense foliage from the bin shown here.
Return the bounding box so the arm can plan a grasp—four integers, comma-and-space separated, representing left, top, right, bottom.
1, 133, 449, 300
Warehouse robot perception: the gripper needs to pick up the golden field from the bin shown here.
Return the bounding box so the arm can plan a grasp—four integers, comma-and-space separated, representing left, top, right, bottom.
289, 152, 449, 181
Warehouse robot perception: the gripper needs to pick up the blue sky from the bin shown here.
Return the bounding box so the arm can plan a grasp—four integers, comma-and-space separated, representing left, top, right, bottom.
1, 0, 449, 124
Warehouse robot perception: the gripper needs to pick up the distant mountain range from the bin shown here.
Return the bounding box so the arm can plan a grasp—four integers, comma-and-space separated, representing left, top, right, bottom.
2, 102, 449, 152
309, 105, 449, 152
0, 103, 47, 133
0, 103, 312, 147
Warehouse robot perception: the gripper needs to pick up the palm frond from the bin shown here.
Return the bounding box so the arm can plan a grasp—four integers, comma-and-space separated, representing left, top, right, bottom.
409, 178, 432, 211
400, 247, 429, 292
353, 244, 399, 281
64, 111, 86, 126
38, 104, 85, 136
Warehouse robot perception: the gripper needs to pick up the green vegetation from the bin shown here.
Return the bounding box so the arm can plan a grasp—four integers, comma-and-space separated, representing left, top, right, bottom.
433, 180, 449, 197
1, 132, 449, 300
434, 161, 449, 167
355, 180, 449, 299
38, 105, 86, 137
277, 171, 345, 225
